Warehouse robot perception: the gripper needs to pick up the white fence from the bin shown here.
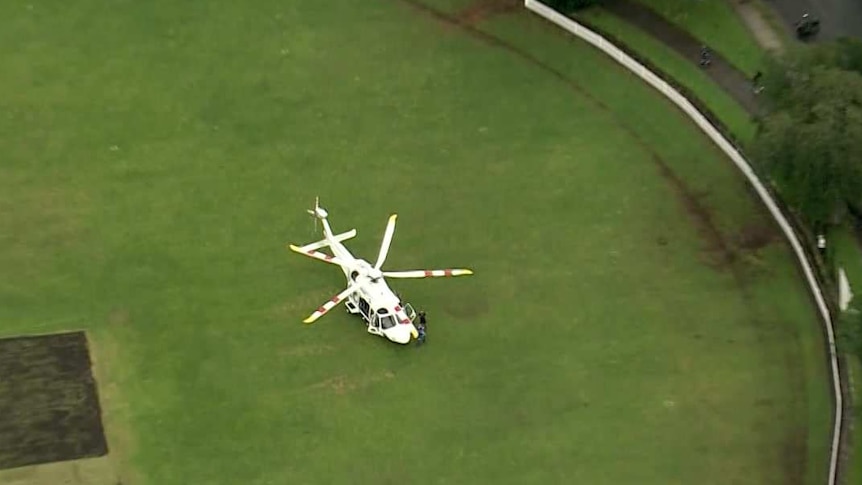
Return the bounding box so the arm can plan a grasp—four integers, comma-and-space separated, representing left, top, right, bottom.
839, 268, 853, 311
522, 1, 843, 484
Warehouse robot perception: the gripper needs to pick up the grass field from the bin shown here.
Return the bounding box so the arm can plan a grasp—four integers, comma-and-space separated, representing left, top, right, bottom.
0, 0, 831, 484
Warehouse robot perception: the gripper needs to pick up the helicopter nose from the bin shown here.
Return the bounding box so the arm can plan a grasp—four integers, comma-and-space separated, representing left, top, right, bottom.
389, 328, 412, 345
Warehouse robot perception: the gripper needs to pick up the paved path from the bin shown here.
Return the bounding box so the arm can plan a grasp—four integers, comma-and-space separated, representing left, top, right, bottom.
600, 0, 761, 115
732, 0, 784, 52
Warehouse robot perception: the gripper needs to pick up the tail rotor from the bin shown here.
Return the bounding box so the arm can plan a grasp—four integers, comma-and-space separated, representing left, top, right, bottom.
307, 196, 326, 235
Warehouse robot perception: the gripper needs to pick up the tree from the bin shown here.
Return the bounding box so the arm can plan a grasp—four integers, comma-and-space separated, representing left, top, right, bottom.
752, 46, 862, 228
832, 37, 862, 75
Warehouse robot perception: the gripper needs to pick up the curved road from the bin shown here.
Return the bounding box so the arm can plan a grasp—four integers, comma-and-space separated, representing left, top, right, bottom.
764, 0, 862, 41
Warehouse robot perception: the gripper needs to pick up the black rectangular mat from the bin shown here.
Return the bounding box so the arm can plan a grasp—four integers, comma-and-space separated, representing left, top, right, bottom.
0, 331, 108, 470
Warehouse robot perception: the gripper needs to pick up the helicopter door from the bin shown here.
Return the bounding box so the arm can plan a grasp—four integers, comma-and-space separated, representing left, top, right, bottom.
403, 303, 417, 322
358, 298, 370, 319
368, 311, 382, 336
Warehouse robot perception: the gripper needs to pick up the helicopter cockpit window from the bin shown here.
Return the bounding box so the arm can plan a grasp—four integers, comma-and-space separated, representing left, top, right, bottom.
379, 315, 396, 330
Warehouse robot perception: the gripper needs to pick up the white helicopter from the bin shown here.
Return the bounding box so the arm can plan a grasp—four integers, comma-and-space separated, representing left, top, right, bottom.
288, 198, 473, 344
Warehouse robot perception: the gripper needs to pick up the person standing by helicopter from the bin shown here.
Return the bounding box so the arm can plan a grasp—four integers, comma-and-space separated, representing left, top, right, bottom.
416, 311, 427, 346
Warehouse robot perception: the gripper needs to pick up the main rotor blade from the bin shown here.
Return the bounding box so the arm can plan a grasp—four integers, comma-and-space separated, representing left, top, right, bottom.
303, 284, 358, 324
288, 244, 344, 266
374, 214, 397, 270
291, 229, 357, 253
382, 269, 473, 278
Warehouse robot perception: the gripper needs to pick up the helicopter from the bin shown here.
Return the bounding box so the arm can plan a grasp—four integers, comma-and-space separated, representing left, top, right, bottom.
288, 198, 473, 344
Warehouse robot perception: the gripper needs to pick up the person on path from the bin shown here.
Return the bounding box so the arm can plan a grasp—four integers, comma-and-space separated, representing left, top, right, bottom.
752, 71, 764, 94
699, 45, 711, 67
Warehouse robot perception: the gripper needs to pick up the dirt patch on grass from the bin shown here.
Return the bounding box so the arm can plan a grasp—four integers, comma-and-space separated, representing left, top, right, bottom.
281, 344, 335, 358
649, 155, 738, 271
0, 456, 117, 485
736, 221, 780, 252
440, 287, 490, 319
0, 332, 108, 470
454, 0, 520, 25
88, 333, 141, 485
648, 157, 779, 286
107, 308, 130, 327
0, 181, 90, 281
307, 371, 395, 396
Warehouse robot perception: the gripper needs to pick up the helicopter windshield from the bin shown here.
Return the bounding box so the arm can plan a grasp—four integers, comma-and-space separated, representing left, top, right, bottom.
379, 315, 397, 330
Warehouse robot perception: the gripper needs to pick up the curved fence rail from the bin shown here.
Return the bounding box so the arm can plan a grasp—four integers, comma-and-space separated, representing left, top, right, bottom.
521, 1, 843, 484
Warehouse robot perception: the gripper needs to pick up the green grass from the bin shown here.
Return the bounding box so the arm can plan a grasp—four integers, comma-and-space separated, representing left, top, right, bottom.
473, 11, 831, 483
576, 8, 757, 143
0, 0, 831, 484
633, 0, 766, 74
849, 355, 862, 484
832, 224, 862, 484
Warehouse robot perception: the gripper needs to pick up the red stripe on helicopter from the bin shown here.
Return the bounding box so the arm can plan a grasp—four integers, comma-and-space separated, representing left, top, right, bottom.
444, 269, 452, 276
307, 250, 315, 255
325, 255, 333, 261
316, 306, 326, 313
330, 296, 339, 303
424, 270, 433, 277
401, 319, 410, 324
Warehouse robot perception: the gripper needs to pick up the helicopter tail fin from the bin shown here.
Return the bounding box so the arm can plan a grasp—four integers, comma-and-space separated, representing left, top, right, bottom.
305, 197, 336, 240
